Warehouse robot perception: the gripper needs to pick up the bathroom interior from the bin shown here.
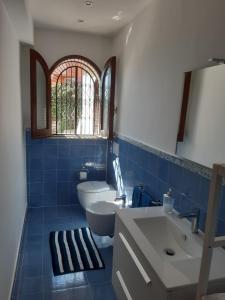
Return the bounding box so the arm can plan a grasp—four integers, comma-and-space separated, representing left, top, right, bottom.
2, 0, 225, 299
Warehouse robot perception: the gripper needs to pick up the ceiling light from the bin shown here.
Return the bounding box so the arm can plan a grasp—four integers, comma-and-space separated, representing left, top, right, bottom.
112, 15, 121, 21
112, 10, 123, 21
85, 0, 94, 6
78, 19, 85, 23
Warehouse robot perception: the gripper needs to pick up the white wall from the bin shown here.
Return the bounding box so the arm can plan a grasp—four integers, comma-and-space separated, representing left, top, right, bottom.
3, 0, 33, 44
0, 1, 30, 299
112, 0, 225, 154
177, 64, 225, 168
34, 28, 112, 69
20, 44, 31, 129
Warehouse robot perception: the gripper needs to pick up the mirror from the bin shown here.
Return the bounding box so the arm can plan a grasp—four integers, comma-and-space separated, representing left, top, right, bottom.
177, 64, 225, 168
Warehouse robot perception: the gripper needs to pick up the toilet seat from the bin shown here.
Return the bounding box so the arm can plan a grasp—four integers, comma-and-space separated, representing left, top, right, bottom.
77, 181, 110, 193
87, 201, 119, 215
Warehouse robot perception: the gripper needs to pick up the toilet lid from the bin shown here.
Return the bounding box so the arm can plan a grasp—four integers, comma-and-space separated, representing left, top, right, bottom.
87, 201, 119, 215
77, 181, 110, 193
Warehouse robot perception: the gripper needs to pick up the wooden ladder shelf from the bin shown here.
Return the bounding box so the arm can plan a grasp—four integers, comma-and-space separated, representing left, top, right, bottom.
196, 164, 225, 300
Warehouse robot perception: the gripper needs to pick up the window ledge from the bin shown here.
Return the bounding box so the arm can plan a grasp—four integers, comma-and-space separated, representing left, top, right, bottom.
50, 134, 107, 140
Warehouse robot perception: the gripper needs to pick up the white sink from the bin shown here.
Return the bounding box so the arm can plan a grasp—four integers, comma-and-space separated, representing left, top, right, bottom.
134, 216, 202, 261
116, 207, 225, 289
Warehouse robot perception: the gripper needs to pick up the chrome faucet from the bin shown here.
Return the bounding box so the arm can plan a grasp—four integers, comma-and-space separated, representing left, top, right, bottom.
115, 194, 126, 207
178, 208, 200, 234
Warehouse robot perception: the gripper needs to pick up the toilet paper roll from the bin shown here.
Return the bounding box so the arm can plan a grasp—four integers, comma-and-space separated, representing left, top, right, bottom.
80, 171, 87, 180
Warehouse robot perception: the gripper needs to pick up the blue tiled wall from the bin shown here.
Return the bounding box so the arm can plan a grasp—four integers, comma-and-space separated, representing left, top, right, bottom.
26, 130, 107, 207
107, 138, 225, 235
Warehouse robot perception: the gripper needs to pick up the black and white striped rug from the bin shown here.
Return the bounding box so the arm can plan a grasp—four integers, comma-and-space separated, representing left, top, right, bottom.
49, 227, 105, 276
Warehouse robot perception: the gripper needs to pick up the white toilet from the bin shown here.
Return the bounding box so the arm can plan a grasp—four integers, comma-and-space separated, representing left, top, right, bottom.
77, 181, 119, 236
77, 181, 116, 210
86, 201, 119, 237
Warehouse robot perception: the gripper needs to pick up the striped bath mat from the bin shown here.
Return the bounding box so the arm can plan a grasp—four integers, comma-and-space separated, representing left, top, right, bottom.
49, 227, 105, 276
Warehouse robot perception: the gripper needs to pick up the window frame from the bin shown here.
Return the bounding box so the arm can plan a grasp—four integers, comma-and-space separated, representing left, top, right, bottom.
50, 55, 101, 77
30, 51, 116, 139
50, 55, 101, 137
101, 56, 116, 140
30, 49, 51, 138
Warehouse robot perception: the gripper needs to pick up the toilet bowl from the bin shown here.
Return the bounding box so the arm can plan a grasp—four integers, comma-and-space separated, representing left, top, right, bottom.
77, 181, 118, 236
77, 181, 117, 210
86, 201, 119, 237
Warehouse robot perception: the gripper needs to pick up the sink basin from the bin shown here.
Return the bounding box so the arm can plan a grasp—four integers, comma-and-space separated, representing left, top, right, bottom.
134, 216, 202, 261
116, 206, 225, 289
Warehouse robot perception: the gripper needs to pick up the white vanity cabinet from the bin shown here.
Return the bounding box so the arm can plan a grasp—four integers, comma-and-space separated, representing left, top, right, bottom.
112, 215, 167, 300
112, 212, 225, 300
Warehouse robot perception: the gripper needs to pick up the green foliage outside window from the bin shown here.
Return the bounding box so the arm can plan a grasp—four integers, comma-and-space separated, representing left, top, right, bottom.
51, 79, 83, 134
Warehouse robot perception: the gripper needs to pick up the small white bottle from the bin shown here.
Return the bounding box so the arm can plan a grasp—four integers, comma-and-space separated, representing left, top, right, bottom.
163, 188, 174, 213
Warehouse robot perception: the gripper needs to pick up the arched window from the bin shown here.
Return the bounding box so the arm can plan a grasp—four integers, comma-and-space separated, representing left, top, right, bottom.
30, 49, 116, 139
50, 56, 101, 136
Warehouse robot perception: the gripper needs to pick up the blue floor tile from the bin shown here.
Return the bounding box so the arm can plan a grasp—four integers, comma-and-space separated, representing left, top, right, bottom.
44, 272, 88, 291
67, 285, 93, 300
18, 277, 44, 296
13, 293, 44, 300
22, 251, 43, 268
23, 234, 43, 247
44, 290, 69, 300
92, 283, 117, 300
86, 247, 113, 285
20, 263, 43, 278
11, 205, 117, 300
26, 208, 44, 224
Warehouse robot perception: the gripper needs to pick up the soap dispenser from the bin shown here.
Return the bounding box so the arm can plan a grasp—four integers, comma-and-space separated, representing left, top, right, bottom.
163, 188, 174, 213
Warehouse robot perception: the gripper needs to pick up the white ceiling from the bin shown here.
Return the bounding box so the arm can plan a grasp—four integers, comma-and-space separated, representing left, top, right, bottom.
26, 0, 151, 36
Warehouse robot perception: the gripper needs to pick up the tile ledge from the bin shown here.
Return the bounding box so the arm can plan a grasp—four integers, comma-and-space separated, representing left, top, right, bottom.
115, 133, 213, 181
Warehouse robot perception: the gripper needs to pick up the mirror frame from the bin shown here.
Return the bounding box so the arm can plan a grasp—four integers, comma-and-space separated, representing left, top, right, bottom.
177, 71, 192, 142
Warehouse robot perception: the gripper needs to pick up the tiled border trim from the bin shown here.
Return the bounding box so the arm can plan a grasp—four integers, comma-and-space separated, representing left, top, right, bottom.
116, 134, 212, 180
